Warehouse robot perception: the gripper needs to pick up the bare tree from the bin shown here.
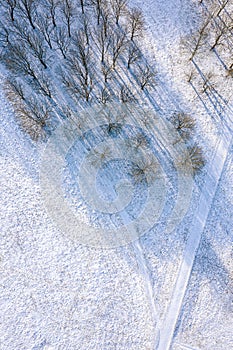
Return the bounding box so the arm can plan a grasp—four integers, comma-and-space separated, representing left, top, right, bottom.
32, 72, 53, 98
110, 29, 127, 69
67, 33, 94, 101
36, 14, 54, 49
90, 0, 107, 25
26, 96, 52, 126
15, 104, 47, 140
200, 72, 215, 93
58, 67, 81, 100
187, 144, 205, 174
72, 30, 92, 68
210, 14, 232, 51
11, 17, 30, 42
130, 157, 157, 184
4, 79, 48, 139
54, 26, 70, 58
104, 121, 123, 136
97, 86, 112, 104
185, 68, 196, 83
95, 23, 112, 62
16, 0, 37, 30
45, 0, 59, 28
119, 85, 135, 103
127, 7, 145, 41
5, 78, 26, 101
11, 94, 52, 140
100, 5, 111, 37
213, 0, 230, 18
183, 34, 204, 60
126, 43, 142, 68
0, 22, 10, 47
210, 26, 225, 51
2, 44, 37, 79
73, 65, 94, 102
136, 64, 157, 90
227, 62, 233, 77
177, 144, 205, 175
90, 145, 111, 167
77, 0, 85, 14
171, 112, 195, 140
183, 15, 212, 60
79, 13, 91, 45
110, 0, 128, 25
127, 132, 149, 150
14, 96, 52, 141
1, 0, 18, 22
25, 32, 48, 68
102, 109, 125, 132
61, 0, 76, 37
101, 60, 113, 83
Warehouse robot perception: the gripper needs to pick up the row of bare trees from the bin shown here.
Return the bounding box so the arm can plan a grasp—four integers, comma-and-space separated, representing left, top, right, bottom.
0, 0, 157, 138
183, 0, 232, 69
0, 1, 205, 176
181, 0, 233, 108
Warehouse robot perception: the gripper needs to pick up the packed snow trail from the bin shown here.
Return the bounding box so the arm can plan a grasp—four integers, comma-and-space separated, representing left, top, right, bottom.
133, 240, 160, 348
157, 110, 233, 350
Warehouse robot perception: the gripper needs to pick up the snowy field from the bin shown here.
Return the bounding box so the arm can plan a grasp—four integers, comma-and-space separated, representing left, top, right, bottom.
0, 0, 232, 349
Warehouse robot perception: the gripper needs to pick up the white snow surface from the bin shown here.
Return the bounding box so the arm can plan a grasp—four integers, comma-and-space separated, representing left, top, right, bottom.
0, 0, 233, 350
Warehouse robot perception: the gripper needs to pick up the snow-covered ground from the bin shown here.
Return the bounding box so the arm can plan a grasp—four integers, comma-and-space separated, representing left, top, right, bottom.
0, 0, 232, 349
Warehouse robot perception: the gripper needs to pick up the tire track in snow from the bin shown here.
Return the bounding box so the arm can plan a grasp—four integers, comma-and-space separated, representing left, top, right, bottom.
133, 240, 160, 348
157, 112, 233, 350
141, 6, 233, 347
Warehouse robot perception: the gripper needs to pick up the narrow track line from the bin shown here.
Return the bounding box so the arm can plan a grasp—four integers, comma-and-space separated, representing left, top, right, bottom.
157, 119, 232, 350
133, 240, 160, 348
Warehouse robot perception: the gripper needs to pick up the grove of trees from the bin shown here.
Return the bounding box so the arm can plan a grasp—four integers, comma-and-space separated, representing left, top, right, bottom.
0, 0, 158, 139
0, 0, 205, 175
183, 0, 232, 91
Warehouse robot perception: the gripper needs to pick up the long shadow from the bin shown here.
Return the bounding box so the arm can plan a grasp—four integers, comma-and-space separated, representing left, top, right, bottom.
212, 47, 229, 70
110, 20, 233, 341
2, 3, 232, 350
192, 61, 225, 113
173, 233, 233, 340
189, 80, 216, 118
199, 2, 233, 65
61, 6, 233, 349
40, 7, 233, 327
76, 17, 233, 312
94, 37, 233, 349
191, 59, 233, 132
192, 60, 223, 118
